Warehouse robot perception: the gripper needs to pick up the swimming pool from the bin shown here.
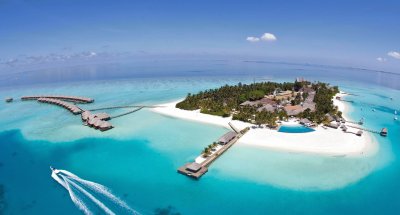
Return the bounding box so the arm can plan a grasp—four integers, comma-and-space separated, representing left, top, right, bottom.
278, 125, 315, 133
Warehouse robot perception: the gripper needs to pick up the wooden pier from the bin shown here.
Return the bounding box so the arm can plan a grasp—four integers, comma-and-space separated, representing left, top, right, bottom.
21, 95, 94, 103
20, 95, 153, 132
88, 105, 161, 111
344, 120, 363, 125
178, 127, 249, 179
37, 98, 83, 115
228, 121, 241, 133
110, 107, 144, 119
346, 124, 388, 136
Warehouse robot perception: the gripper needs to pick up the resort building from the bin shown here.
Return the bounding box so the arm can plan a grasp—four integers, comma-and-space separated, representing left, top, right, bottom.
185, 163, 202, 173
37, 98, 82, 115
301, 91, 316, 111
327, 121, 341, 129
273, 90, 295, 100
218, 131, 237, 145
82, 111, 113, 131
284, 105, 303, 116
257, 104, 276, 112
299, 118, 313, 127
240, 98, 277, 107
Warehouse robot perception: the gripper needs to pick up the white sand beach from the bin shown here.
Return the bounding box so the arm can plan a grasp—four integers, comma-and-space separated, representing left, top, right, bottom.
152, 93, 378, 157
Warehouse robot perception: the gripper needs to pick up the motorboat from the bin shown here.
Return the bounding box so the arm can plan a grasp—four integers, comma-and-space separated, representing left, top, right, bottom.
50, 166, 60, 174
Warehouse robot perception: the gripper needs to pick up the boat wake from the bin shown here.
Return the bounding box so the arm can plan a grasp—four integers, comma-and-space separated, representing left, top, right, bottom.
51, 167, 140, 215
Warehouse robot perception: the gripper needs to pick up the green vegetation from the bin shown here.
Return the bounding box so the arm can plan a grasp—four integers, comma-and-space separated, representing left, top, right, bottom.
176, 82, 294, 115
202, 142, 219, 157
298, 83, 340, 123
177, 80, 340, 126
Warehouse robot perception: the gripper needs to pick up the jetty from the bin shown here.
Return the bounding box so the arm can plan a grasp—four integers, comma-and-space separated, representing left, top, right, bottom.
20, 95, 156, 132
37, 98, 83, 115
345, 124, 388, 137
21, 95, 94, 103
111, 107, 144, 119
344, 119, 364, 125
228, 121, 241, 133
88, 105, 161, 111
178, 127, 249, 179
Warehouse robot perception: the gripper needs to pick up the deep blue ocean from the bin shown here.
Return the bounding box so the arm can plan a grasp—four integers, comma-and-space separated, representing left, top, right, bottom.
0, 60, 399, 214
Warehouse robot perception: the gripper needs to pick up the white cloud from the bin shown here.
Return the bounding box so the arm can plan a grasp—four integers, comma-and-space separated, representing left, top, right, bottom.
376, 57, 387, 62
246, 36, 260, 42
387, 51, 400, 59
261, 33, 277, 41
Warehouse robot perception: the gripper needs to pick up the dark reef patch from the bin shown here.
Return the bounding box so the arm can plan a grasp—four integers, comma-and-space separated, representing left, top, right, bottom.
0, 184, 7, 214
154, 205, 181, 215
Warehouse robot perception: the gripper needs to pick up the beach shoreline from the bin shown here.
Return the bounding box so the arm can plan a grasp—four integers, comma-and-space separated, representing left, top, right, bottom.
152, 93, 378, 157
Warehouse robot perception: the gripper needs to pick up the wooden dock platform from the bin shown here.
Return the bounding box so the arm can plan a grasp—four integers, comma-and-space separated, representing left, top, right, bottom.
346, 124, 388, 136
177, 163, 208, 179
22, 95, 94, 103
37, 98, 83, 114
178, 127, 249, 179
20, 95, 153, 132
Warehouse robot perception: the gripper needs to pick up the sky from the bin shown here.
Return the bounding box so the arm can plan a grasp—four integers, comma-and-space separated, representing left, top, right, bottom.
0, 0, 399, 73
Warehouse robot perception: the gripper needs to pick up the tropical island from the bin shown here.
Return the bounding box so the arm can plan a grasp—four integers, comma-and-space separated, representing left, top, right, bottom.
176, 78, 341, 127
152, 78, 377, 158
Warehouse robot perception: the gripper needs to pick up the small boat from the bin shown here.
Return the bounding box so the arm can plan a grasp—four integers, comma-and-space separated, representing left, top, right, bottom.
372, 109, 376, 112
50, 166, 60, 174
395, 110, 397, 115
395, 116, 398, 121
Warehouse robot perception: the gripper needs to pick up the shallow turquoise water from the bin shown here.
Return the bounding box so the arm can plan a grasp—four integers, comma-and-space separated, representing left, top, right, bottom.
278, 125, 315, 133
0, 62, 400, 214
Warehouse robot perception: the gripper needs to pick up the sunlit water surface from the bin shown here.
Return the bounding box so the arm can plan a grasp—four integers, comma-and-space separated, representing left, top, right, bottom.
0, 61, 399, 214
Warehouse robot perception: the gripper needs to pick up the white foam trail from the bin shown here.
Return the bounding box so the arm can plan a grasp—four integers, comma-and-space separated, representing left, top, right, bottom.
51, 172, 67, 189
58, 169, 79, 178
64, 177, 115, 215
59, 175, 93, 215
67, 176, 138, 214
53, 169, 140, 215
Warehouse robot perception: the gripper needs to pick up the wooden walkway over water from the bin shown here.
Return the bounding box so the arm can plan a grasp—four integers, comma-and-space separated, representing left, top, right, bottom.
88, 105, 162, 111
345, 124, 387, 136
344, 120, 363, 125
37, 98, 83, 115
110, 107, 144, 119
20, 95, 158, 131
22, 95, 94, 103
178, 127, 249, 179
228, 122, 241, 133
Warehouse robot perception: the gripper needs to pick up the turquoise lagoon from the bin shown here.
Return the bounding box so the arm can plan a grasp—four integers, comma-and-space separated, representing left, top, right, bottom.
0, 61, 400, 214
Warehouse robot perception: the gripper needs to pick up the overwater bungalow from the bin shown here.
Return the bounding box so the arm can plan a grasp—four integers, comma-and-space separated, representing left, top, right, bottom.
380, 128, 388, 137
5, 97, 13, 103
81, 111, 91, 121
99, 121, 113, 131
